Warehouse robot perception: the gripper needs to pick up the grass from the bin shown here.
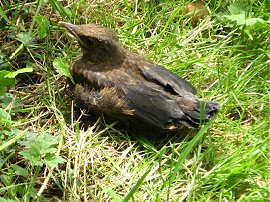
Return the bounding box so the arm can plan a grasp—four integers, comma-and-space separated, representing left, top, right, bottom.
0, 0, 269, 201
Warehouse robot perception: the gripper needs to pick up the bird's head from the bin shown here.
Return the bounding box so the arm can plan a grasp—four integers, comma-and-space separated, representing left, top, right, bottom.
59, 22, 124, 63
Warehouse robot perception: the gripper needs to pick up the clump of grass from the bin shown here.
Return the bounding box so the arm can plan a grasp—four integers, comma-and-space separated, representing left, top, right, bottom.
0, 0, 269, 201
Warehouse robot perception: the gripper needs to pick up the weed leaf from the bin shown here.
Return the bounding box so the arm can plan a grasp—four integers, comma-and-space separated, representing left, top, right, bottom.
0, 108, 12, 125
53, 57, 75, 83
0, 70, 16, 91
19, 133, 65, 167
44, 153, 66, 167
16, 32, 34, 46
4, 67, 33, 78
10, 164, 29, 177
227, 1, 249, 15
34, 16, 50, 39
0, 197, 17, 202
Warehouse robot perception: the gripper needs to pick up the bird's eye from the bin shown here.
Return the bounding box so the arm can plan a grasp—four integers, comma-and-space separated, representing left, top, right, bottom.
85, 38, 95, 46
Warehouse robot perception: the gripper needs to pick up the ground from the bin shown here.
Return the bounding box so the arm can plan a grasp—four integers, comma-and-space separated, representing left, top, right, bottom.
0, 0, 269, 201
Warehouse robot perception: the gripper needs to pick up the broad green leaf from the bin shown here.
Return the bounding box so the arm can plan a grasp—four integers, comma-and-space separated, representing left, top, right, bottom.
0, 56, 12, 71
0, 93, 23, 109
4, 67, 33, 78
19, 150, 43, 166
0, 70, 16, 87
19, 133, 62, 166
36, 146, 57, 155
34, 15, 50, 39
10, 164, 29, 177
18, 132, 37, 147
0, 108, 12, 124
227, 1, 249, 15
20, 133, 58, 152
224, 14, 246, 25
44, 154, 66, 167
2, 128, 22, 138
225, 14, 268, 27
53, 57, 74, 83
0, 197, 17, 202
245, 18, 266, 27
16, 32, 34, 46
36, 133, 58, 148
0, 86, 6, 96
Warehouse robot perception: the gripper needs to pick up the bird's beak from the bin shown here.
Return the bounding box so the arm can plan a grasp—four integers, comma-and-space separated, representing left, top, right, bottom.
59, 21, 85, 46
59, 21, 79, 37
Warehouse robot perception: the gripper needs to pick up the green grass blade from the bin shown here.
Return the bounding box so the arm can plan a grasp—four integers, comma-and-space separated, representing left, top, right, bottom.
168, 120, 214, 186
0, 6, 12, 24
122, 166, 152, 202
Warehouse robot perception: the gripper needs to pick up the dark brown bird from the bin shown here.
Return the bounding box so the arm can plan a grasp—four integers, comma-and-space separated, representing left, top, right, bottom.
60, 22, 220, 134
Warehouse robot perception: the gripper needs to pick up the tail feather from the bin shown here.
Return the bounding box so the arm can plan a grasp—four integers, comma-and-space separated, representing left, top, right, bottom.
182, 100, 220, 128
197, 101, 220, 115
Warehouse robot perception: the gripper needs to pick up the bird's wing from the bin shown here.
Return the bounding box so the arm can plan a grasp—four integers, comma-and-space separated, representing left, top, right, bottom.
123, 82, 198, 128
139, 63, 197, 95
123, 81, 221, 129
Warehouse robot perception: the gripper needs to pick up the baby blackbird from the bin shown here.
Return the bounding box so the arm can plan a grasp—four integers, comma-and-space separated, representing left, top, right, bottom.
60, 22, 220, 134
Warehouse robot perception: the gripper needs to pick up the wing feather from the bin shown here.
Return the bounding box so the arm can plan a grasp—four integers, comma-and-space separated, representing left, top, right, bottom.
125, 83, 185, 127
139, 63, 197, 95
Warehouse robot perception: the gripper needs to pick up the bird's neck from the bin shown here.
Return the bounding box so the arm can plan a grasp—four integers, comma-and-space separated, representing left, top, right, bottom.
82, 44, 126, 65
